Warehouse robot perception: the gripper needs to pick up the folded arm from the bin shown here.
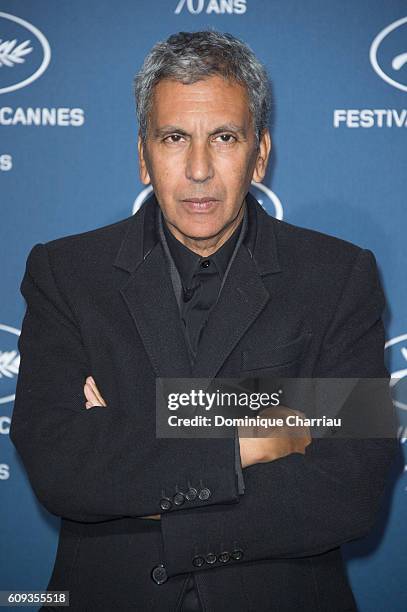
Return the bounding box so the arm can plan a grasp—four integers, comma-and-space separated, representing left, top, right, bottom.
10, 243, 241, 523
160, 248, 398, 576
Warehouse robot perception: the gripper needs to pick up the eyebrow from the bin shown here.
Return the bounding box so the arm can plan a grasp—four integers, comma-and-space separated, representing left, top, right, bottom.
153, 123, 247, 139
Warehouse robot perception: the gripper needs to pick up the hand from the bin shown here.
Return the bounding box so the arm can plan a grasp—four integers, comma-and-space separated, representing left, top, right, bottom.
139, 514, 161, 520
239, 405, 312, 468
84, 376, 107, 408
83, 376, 160, 520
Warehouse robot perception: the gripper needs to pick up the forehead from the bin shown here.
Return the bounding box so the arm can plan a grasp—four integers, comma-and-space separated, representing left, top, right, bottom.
149, 75, 251, 127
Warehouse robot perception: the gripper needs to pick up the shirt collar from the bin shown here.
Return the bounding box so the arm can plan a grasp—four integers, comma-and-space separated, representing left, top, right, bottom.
161, 201, 247, 289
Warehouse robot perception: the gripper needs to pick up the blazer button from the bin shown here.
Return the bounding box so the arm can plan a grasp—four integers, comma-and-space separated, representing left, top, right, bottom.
231, 548, 244, 561
173, 492, 185, 506
186, 487, 198, 501
192, 556, 205, 568
160, 497, 172, 511
151, 564, 168, 585
205, 552, 217, 565
198, 487, 211, 501
218, 551, 230, 563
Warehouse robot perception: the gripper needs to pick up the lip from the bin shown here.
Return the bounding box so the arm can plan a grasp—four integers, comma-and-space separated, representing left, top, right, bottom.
181, 198, 220, 212
182, 197, 219, 203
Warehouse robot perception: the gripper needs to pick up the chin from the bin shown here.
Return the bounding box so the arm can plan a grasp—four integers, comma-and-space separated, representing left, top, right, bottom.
180, 221, 223, 241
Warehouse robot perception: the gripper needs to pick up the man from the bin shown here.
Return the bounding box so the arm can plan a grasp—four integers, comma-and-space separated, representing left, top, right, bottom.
10, 31, 397, 611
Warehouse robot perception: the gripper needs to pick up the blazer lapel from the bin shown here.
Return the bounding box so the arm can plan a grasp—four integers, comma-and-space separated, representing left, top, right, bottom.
191, 193, 282, 378
113, 194, 192, 378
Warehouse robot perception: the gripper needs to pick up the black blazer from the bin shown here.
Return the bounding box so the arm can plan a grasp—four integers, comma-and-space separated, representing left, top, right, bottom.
10, 191, 397, 611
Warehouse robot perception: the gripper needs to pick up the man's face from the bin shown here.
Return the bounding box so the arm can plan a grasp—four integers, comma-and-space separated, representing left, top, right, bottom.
138, 74, 271, 249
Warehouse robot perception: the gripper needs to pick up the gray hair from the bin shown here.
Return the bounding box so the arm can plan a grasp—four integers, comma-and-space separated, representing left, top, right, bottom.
133, 30, 272, 150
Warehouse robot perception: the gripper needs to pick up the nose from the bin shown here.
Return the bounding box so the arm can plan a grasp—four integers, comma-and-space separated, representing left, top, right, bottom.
185, 141, 214, 183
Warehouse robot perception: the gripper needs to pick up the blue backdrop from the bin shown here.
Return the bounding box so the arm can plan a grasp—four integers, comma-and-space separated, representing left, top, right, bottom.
1, 1, 406, 610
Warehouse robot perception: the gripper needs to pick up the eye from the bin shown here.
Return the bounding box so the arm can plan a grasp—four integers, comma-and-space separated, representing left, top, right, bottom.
214, 133, 237, 144
163, 134, 185, 144
162, 133, 237, 145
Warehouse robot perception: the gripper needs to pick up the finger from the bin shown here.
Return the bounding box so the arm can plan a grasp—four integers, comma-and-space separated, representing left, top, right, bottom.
84, 383, 102, 407
139, 514, 161, 520
86, 377, 107, 407
86, 377, 103, 402
84, 379, 106, 407
83, 383, 92, 402
84, 382, 96, 402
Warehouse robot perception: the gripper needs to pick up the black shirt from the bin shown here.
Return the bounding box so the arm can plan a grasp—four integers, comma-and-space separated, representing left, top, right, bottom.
162, 212, 245, 359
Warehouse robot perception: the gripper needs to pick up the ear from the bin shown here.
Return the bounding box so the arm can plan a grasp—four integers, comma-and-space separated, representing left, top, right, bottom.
138, 134, 151, 185
251, 129, 272, 183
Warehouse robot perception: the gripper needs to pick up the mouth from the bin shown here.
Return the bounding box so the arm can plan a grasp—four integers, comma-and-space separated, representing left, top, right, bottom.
181, 197, 220, 212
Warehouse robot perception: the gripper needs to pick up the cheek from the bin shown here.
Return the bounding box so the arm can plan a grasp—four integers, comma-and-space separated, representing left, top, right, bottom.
219, 152, 251, 180
219, 162, 251, 198
148, 148, 177, 177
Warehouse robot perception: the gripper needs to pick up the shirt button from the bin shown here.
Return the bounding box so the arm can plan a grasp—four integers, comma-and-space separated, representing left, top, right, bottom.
200, 259, 211, 268
151, 564, 168, 585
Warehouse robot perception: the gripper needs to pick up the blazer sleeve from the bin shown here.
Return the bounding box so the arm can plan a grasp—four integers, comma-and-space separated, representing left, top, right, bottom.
160, 248, 399, 577
9, 243, 240, 523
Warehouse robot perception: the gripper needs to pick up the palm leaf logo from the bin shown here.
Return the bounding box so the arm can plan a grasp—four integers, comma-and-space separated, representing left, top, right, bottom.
0, 351, 20, 378
0, 38, 33, 67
